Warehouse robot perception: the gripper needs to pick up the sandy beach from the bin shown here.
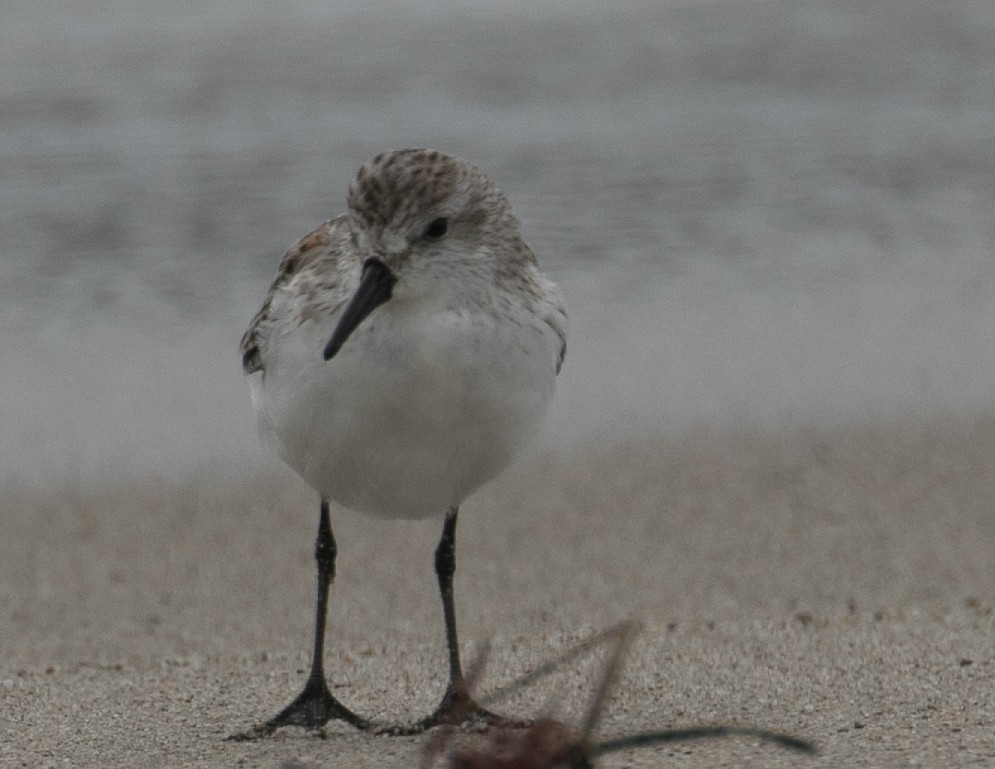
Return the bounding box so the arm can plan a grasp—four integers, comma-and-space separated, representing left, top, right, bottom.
4, 0, 995, 765
3, 412, 994, 767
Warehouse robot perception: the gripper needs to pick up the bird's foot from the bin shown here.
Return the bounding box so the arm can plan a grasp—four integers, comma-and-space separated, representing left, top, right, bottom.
227, 674, 369, 740
376, 683, 529, 736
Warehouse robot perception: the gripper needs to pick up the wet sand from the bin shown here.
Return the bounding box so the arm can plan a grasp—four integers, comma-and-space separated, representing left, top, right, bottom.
3, 412, 995, 767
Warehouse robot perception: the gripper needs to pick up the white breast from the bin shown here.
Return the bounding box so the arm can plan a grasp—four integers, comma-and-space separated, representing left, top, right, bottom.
253, 300, 559, 519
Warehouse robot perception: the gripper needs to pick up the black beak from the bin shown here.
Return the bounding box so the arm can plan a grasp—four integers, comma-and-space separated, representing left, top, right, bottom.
323, 258, 397, 361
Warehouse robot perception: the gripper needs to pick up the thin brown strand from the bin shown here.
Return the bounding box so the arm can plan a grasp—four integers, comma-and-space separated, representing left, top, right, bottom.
426, 620, 816, 768
575, 621, 639, 752
476, 621, 640, 712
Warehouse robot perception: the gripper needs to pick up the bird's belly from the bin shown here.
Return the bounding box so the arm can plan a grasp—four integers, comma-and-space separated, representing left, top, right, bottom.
255, 315, 555, 519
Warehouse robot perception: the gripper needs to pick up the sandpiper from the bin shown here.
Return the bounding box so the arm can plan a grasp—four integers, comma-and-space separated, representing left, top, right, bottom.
238, 148, 566, 736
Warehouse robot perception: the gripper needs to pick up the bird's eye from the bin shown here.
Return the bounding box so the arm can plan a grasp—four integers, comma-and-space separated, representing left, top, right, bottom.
423, 217, 449, 240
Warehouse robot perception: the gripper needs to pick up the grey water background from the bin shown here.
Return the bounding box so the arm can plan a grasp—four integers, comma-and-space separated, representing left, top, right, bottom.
2, 0, 994, 485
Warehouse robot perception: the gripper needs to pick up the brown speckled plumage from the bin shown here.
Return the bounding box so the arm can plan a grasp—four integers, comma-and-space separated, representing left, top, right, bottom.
240, 218, 347, 374
241, 149, 565, 378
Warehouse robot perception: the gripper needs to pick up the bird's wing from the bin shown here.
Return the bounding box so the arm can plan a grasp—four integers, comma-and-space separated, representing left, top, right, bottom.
540, 277, 568, 376
240, 216, 352, 375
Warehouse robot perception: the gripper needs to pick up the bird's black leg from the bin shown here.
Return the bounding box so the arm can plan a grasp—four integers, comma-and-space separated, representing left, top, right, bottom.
230, 500, 368, 739
385, 507, 525, 734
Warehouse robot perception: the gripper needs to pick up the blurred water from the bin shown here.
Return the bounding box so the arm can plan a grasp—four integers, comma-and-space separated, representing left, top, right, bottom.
2, 0, 994, 483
